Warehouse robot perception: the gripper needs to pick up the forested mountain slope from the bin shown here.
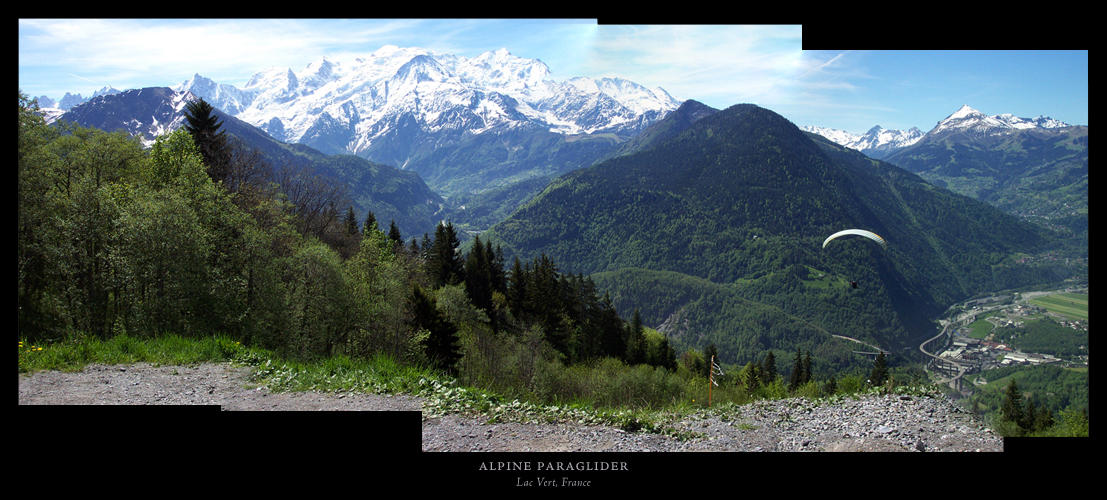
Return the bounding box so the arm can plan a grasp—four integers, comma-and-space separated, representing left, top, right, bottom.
484, 104, 1062, 370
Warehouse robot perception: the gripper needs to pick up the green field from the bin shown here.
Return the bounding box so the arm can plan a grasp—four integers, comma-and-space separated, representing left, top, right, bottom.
1030, 293, 1088, 320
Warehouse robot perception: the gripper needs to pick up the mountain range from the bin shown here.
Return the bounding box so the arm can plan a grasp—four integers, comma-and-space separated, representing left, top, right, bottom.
169, 46, 680, 197
803, 105, 1072, 157
35, 49, 1084, 370
804, 105, 1087, 237
40, 45, 680, 204
484, 102, 1069, 367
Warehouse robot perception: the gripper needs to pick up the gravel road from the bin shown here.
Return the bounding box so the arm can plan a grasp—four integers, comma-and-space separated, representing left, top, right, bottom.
18, 362, 1002, 452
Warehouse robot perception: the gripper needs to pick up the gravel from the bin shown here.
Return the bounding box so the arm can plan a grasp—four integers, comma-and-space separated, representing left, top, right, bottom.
18, 362, 1002, 452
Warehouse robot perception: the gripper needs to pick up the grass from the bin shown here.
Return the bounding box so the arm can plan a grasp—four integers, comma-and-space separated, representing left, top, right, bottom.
1029, 292, 1088, 320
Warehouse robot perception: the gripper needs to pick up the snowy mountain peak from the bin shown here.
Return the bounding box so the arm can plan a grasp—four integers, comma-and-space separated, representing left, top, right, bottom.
947, 104, 983, 120
932, 105, 1072, 136
801, 124, 924, 155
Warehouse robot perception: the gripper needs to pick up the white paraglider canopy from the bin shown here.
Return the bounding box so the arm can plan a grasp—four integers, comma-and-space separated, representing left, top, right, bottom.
822, 229, 887, 249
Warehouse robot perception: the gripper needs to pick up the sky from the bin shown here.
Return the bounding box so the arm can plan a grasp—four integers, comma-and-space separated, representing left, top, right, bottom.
18, 19, 1089, 134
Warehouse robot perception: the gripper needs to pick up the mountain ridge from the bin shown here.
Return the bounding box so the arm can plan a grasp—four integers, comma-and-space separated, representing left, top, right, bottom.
483, 103, 1060, 366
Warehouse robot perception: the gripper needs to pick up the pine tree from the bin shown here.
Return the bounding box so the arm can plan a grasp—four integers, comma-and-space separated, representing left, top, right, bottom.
1001, 379, 1024, 429
182, 98, 230, 183
464, 234, 493, 314
802, 351, 812, 385
1033, 402, 1055, 432
409, 285, 461, 375
508, 256, 528, 320
625, 309, 646, 365
762, 351, 777, 384
388, 220, 403, 248
427, 222, 464, 288
1022, 397, 1038, 432
869, 351, 888, 387
363, 211, 378, 234
656, 336, 678, 371
344, 207, 358, 236
789, 347, 804, 392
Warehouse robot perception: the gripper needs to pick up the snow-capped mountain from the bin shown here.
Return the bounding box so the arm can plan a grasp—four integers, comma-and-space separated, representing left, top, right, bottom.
801, 124, 924, 159
175, 45, 679, 153
164, 45, 680, 195
928, 104, 1070, 137
54, 87, 197, 146
803, 105, 1072, 159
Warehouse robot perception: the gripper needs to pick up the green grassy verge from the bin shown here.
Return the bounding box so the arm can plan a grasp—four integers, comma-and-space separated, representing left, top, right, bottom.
18, 334, 944, 439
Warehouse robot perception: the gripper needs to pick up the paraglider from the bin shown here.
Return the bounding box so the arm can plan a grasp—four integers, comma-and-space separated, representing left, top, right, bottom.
822, 229, 887, 250
822, 229, 886, 289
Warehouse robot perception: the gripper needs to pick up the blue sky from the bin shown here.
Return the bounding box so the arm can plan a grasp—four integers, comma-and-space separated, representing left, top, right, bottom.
18, 19, 1088, 133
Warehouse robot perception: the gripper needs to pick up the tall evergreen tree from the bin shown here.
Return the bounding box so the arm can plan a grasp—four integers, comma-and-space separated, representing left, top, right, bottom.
427, 222, 464, 288
1001, 379, 1025, 429
508, 256, 528, 320
789, 347, 804, 391
802, 351, 812, 385
388, 220, 403, 248
344, 206, 358, 236
762, 351, 777, 384
409, 285, 461, 375
363, 211, 378, 234
869, 351, 888, 387
182, 98, 230, 183
464, 234, 493, 314
625, 309, 647, 365
654, 336, 678, 371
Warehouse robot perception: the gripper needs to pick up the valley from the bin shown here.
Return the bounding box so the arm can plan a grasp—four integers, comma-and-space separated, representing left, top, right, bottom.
21, 43, 1087, 442
922, 285, 1089, 395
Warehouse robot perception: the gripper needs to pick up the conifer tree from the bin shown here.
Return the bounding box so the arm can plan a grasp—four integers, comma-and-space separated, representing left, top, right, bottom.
388, 220, 403, 247
464, 234, 493, 314
869, 351, 888, 387
789, 347, 804, 391
344, 207, 358, 236
762, 351, 777, 384
625, 309, 647, 365
1022, 397, 1039, 432
656, 336, 678, 371
427, 222, 464, 288
802, 351, 812, 385
508, 256, 528, 319
409, 285, 461, 375
1001, 379, 1024, 430
1033, 401, 1055, 432
182, 98, 230, 183
363, 211, 378, 234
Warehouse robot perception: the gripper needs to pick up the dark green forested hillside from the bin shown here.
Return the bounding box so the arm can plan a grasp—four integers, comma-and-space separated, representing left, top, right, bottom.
883, 126, 1088, 238
484, 104, 1068, 370
55, 90, 446, 240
